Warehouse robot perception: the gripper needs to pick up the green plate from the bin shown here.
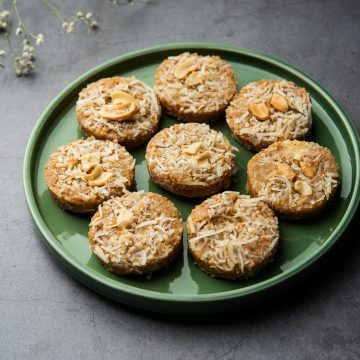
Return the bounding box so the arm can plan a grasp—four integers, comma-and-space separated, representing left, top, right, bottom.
23, 43, 360, 314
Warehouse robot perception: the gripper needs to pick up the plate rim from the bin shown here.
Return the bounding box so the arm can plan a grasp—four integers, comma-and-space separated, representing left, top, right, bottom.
23, 42, 360, 305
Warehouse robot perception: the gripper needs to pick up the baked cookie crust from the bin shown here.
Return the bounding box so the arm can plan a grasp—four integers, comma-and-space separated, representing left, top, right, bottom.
89, 192, 183, 275
247, 140, 340, 219
187, 192, 279, 280
155, 52, 237, 123
76, 77, 161, 149
146, 123, 236, 197
44, 137, 136, 213
226, 80, 312, 151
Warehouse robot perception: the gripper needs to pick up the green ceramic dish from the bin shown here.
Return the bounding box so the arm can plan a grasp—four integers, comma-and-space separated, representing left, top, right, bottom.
23, 43, 360, 314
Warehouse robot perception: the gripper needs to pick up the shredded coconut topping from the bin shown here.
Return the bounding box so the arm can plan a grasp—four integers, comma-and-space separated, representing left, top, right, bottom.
76, 77, 161, 145
146, 123, 235, 184
226, 80, 312, 149
89, 192, 183, 272
44, 137, 135, 202
248, 140, 340, 214
155, 52, 237, 115
188, 192, 279, 276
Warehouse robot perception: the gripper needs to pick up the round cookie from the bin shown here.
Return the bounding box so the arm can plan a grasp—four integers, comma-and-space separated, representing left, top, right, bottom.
44, 137, 136, 213
226, 79, 312, 151
247, 140, 340, 219
155, 52, 237, 123
187, 192, 279, 280
76, 76, 161, 149
146, 123, 236, 198
89, 192, 183, 275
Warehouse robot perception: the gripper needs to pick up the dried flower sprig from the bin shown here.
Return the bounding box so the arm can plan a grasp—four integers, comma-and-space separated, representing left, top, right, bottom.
42, 0, 98, 34
62, 12, 98, 34
0, 0, 135, 76
0, 0, 44, 75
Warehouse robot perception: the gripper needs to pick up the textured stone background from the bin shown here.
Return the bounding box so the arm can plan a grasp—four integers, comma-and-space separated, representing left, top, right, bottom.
1, 0, 359, 359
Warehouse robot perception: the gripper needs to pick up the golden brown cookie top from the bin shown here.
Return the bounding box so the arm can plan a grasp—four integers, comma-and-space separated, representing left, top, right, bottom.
226, 80, 312, 150
155, 52, 237, 115
44, 137, 135, 202
89, 192, 183, 269
247, 140, 340, 215
187, 192, 279, 274
146, 123, 236, 185
76, 77, 161, 144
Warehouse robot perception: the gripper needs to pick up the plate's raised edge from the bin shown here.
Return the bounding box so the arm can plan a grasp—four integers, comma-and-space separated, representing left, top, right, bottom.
23, 42, 360, 304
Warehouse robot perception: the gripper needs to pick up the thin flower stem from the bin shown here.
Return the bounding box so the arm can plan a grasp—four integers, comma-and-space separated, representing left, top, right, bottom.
43, 0, 76, 17
42, 0, 64, 22
5, 29, 19, 64
13, 0, 23, 26
15, 1, 39, 41
8, 0, 15, 22
5, 32, 13, 53
13, 0, 30, 38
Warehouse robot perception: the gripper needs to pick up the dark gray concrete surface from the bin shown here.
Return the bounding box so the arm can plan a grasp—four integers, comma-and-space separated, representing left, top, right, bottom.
1, 0, 360, 359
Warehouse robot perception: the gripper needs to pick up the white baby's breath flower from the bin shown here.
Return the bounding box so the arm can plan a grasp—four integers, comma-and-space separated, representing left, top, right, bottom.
15, 27, 22, 36
23, 44, 34, 52
14, 47, 35, 76
69, 21, 75, 32
63, 21, 75, 33
85, 12, 93, 20
36, 33, 44, 46
0, 10, 10, 19
90, 20, 98, 29
0, 9, 10, 31
62, 21, 73, 33
0, 49, 5, 69
0, 21, 7, 31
